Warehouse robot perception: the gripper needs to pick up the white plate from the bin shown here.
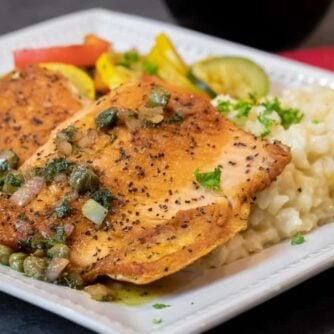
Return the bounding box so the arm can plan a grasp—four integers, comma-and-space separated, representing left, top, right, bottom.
1, 8, 334, 334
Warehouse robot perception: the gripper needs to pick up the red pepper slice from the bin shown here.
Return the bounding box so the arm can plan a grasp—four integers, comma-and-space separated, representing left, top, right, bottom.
84, 34, 110, 49
14, 43, 109, 68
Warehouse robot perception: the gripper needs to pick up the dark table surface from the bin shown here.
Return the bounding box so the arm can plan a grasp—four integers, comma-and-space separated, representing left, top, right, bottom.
1, 1, 334, 333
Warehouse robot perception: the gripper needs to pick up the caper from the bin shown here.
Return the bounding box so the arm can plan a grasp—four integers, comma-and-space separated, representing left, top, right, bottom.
0, 149, 19, 175
9, 252, 27, 272
95, 108, 118, 131
23, 256, 48, 280
2, 172, 23, 194
47, 244, 70, 259
69, 165, 99, 194
59, 270, 84, 289
0, 244, 13, 265
146, 88, 170, 108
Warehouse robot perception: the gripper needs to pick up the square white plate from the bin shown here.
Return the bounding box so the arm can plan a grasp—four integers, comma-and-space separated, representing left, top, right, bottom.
1, 8, 334, 334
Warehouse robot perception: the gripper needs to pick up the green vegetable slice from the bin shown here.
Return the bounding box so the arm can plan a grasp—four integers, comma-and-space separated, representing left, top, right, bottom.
187, 72, 217, 98
191, 56, 269, 99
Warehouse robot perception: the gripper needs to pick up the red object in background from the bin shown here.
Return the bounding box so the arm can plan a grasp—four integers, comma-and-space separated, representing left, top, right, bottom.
14, 34, 110, 68
279, 48, 334, 72
14, 44, 108, 68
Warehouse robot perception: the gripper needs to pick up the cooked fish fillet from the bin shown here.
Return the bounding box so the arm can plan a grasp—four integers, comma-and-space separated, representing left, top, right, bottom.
0, 78, 291, 284
0, 65, 83, 162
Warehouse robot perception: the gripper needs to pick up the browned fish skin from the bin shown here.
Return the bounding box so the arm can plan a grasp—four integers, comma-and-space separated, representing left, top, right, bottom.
0, 65, 83, 162
0, 78, 291, 284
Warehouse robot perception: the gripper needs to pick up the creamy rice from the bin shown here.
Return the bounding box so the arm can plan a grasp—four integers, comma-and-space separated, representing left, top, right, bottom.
210, 86, 334, 265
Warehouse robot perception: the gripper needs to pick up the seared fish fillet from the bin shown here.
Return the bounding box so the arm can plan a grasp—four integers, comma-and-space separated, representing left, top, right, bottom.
0, 78, 291, 284
0, 65, 83, 162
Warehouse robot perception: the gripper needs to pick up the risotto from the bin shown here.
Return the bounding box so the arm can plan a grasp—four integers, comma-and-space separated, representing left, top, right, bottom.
210, 86, 334, 265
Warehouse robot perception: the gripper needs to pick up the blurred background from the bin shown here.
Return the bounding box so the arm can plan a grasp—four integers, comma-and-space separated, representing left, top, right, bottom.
0, 0, 334, 51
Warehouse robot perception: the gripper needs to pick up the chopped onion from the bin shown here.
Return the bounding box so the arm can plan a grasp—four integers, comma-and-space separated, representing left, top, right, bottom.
147, 114, 164, 124
84, 283, 114, 301
138, 106, 164, 120
53, 173, 68, 184
56, 139, 72, 156
10, 177, 44, 206
64, 223, 75, 237
124, 118, 142, 131
78, 129, 97, 148
46, 258, 69, 282
82, 199, 108, 226
65, 190, 79, 202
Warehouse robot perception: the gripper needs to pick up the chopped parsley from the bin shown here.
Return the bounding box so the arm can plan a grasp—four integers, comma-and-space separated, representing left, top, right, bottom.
152, 318, 163, 325
260, 98, 303, 130
234, 99, 251, 118
152, 303, 170, 309
117, 51, 139, 68
143, 61, 158, 75
91, 188, 116, 211
257, 109, 276, 137
22, 224, 67, 251
194, 166, 221, 190
167, 113, 184, 123
291, 233, 305, 245
58, 126, 77, 142
54, 199, 74, 218
216, 100, 232, 113
312, 119, 320, 124
36, 158, 72, 182
216, 94, 303, 137
57, 125, 77, 143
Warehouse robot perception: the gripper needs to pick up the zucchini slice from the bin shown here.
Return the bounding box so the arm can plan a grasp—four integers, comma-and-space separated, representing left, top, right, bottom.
191, 56, 269, 98
187, 72, 217, 98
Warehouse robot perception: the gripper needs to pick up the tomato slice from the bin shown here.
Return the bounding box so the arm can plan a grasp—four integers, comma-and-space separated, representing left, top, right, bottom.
14, 44, 109, 68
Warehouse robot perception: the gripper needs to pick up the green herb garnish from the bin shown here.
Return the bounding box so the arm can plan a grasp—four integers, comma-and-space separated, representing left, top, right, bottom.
54, 199, 74, 218
234, 99, 251, 118
152, 303, 170, 309
152, 318, 163, 325
167, 113, 184, 123
217, 100, 232, 113
143, 61, 158, 75
117, 51, 139, 68
56, 125, 77, 143
261, 98, 303, 130
91, 188, 116, 211
36, 158, 72, 182
291, 233, 305, 245
216, 94, 303, 137
22, 225, 67, 251
194, 166, 221, 190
